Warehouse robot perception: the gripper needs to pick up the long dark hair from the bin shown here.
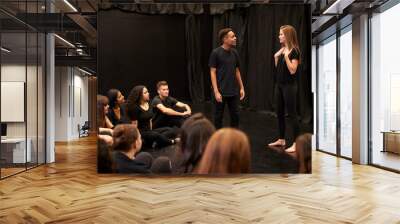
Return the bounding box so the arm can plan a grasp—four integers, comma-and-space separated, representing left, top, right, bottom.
295, 133, 312, 173
107, 89, 120, 109
97, 95, 109, 129
179, 113, 216, 173
126, 85, 145, 120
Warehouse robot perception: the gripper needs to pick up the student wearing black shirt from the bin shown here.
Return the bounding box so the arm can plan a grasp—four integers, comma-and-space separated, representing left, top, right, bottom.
127, 85, 179, 148
208, 28, 245, 129
112, 124, 153, 174
268, 25, 302, 153
151, 81, 191, 129
107, 89, 129, 126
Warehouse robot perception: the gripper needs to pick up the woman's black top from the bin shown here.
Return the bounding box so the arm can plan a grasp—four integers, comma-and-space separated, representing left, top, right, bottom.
107, 103, 129, 126
113, 151, 150, 174
276, 48, 300, 84
129, 104, 153, 132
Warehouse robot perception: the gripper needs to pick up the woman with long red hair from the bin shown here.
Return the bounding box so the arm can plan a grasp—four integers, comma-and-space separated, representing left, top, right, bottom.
196, 128, 251, 174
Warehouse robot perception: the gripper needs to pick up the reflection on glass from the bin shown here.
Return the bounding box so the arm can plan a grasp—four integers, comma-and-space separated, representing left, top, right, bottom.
27, 31, 38, 169
340, 29, 352, 158
1, 31, 28, 177
38, 33, 46, 165
0, 2, 47, 179
318, 37, 337, 154
371, 3, 400, 171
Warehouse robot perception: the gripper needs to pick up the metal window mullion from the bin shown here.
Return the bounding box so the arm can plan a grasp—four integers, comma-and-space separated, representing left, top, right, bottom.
337, 28, 341, 157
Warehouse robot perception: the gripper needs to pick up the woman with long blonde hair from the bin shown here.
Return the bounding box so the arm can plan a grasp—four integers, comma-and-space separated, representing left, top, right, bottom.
268, 25, 301, 153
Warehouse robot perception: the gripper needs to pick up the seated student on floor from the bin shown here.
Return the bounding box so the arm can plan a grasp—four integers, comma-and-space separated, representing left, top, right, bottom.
295, 133, 312, 174
178, 113, 216, 173
112, 124, 174, 174
107, 88, 129, 126
97, 95, 114, 136
98, 135, 113, 173
150, 156, 172, 174
196, 128, 251, 174
97, 95, 115, 173
112, 124, 153, 174
151, 81, 192, 129
126, 85, 180, 149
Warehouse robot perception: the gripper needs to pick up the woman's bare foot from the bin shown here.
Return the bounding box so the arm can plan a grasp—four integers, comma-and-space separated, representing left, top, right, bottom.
268, 139, 286, 147
172, 137, 181, 144
285, 143, 296, 153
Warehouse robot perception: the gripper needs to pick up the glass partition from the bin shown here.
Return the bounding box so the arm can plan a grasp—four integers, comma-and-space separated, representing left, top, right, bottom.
370, 3, 400, 171
0, 1, 46, 179
317, 35, 337, 155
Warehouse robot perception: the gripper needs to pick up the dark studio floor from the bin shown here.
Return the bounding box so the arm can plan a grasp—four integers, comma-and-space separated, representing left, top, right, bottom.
142, 102, 313, 173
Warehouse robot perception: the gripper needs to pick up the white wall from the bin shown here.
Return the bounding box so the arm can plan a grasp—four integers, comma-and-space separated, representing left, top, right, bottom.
54, 66, 89, 141
1, 65, 43, 137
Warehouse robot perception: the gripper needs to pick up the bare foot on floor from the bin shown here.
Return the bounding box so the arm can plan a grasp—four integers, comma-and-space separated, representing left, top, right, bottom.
285, 143, 296, 153
268, 139, 286, 147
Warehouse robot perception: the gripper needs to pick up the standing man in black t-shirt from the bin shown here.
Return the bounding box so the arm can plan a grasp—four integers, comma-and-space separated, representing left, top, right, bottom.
151, 81, 192, 129
208, 28, 245, 129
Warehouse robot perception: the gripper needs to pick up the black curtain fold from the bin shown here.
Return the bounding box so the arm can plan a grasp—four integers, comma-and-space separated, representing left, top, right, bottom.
246, 5, 276, 112
99, 3, 250, 15
99, 3, 205, 14
185, 15, 205, 102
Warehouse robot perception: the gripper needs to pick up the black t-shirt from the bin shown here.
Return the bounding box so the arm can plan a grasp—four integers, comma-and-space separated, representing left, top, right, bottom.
113, 151, 151, 174
129, 104, 153, 132
276, 48, 300, 84
107, 103, 129, 126
208, 46, 240, 96
151, 96, 178, 125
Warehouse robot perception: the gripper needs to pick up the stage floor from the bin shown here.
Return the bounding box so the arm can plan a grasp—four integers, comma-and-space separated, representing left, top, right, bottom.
145, 102, 313, 173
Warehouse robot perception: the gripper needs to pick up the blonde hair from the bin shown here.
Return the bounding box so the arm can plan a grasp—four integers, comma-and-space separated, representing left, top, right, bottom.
280, 25, 301, 64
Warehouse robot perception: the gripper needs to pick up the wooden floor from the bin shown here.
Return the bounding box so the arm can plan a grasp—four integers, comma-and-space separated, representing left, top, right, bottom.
1, 136, 400, 223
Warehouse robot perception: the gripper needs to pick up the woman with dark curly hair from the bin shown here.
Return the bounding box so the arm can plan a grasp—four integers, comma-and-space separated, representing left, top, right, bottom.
126, 85, 179, 149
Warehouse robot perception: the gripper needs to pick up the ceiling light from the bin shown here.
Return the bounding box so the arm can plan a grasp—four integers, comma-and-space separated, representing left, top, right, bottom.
78, 67, 93, 76
1, 47, 11, 53
63, 0, 78, 12
323, 0, 354, 15
54, 34, 75, 48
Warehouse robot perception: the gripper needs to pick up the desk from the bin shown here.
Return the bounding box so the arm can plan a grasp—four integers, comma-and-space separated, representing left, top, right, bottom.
382, 131, 400, 154
1, 138, 32, 163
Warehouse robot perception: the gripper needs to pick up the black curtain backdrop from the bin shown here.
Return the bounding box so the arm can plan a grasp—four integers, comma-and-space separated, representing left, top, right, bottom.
98, 10, 188, 100
98, 4, 312, 123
